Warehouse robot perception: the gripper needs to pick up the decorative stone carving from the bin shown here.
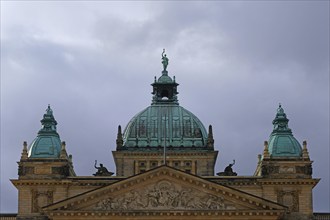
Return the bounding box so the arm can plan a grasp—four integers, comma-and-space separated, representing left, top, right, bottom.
295, 165, 312, 175
217, 160, 237, 176
261, 165, 279, 176
277, 190, 299, 212
18, 166, 34, 176
279, 166, 295, 173
94, 180, 229, 211
93, 161, 114, 176
32, 190, 53, 213
306, 164, 313, 175
52, 165, 69, 176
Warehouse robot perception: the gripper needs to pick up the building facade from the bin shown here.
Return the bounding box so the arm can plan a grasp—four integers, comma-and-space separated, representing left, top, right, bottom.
11, 55, 319, 220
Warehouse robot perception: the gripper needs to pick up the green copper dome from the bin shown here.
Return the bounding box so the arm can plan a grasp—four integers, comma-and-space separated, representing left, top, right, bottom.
268, 104, 302, 158
121, 69, 210, 150
123, 104, 208, 149
28, 105, 62, 158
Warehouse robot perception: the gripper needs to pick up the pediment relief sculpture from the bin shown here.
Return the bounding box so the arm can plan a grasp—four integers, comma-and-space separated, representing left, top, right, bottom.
92, 180, 236, 211
44, 166, 286, 214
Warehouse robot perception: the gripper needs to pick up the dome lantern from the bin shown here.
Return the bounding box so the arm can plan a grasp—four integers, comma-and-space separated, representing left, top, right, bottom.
151, 50, 179, 105
121, 51, 210, 150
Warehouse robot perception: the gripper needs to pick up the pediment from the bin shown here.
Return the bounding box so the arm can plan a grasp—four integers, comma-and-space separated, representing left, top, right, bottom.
44, 166, 286, 214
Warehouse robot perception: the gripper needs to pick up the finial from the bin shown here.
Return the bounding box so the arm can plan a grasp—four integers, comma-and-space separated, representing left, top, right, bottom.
46, 104, 53, 115
263, 141, 270, 159
21, 141, 28, 160
257, 154, 262, 162
277, 103, 284, 112
209, 125, 213, 134
116, 125, 123, 149
302, 140, 310, 159
61, 141, 66, 149
272, 103, 290, 133
60, 141, 67, 159
207, 125, 214, 148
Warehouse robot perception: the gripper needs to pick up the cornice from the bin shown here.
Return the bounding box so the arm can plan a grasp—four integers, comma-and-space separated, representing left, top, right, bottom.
258, 178, 320, 186
47, 209, 284, 217
113, 151, 217, 157
10, 179, 119, 187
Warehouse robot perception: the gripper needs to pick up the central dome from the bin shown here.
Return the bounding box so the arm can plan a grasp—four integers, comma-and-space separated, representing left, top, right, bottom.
121, 67, 212, 150
114, 52, 217, 177
123, 104, 208, 148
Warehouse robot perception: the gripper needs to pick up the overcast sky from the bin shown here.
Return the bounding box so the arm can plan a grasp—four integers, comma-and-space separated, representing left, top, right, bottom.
1, 1, 329, 213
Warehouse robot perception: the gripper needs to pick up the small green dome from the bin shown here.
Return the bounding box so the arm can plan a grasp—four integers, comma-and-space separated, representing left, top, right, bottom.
28, 105, 62, 158
157, 72, 173, 83
268, 104, 302, 158
123, 104, 208, 149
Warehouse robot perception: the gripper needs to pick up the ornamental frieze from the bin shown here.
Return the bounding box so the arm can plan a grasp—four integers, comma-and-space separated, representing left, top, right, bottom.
93, 180, 232, 211
295, 165, 313, 175
261, 165, 279, 176
51, 165, 70, 176
18, 166, 34, 176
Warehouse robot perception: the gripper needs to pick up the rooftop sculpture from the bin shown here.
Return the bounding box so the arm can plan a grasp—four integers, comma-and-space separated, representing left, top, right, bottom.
161, 49, 169, 72
93, 160, 114, 176
217, 160, 237, 176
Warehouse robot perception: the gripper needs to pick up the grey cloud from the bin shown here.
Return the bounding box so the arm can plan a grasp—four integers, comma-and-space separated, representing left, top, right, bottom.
1, 1, 329, 213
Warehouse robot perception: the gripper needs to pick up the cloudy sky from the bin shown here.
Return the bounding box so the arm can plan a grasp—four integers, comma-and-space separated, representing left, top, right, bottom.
1, 1, 329, 213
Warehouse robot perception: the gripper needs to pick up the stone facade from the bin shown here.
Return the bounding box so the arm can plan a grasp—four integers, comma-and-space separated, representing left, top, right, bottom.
12, 163, 319, 220
11, 58, 320, 220
112, 151, 218, 176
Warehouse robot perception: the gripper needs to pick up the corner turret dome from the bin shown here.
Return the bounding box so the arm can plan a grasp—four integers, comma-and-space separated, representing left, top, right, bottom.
120, 51, 212, 151
268, 104, 302, 158
28, 105, 62, 158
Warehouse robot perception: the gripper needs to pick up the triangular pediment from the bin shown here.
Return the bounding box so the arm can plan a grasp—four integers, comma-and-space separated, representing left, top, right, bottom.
44, 166, 286, 214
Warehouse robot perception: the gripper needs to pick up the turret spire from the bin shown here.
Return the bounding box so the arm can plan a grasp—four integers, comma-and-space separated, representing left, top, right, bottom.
207, 125, 214, 148
302, 140, 310, 159
60, 141, 68, 159
116, 125, 123, 149
263, 141, 270, 159
20, 141, 28, 160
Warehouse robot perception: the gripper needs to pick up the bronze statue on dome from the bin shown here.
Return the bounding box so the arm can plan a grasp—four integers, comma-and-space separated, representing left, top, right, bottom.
161, 49, 169, 72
